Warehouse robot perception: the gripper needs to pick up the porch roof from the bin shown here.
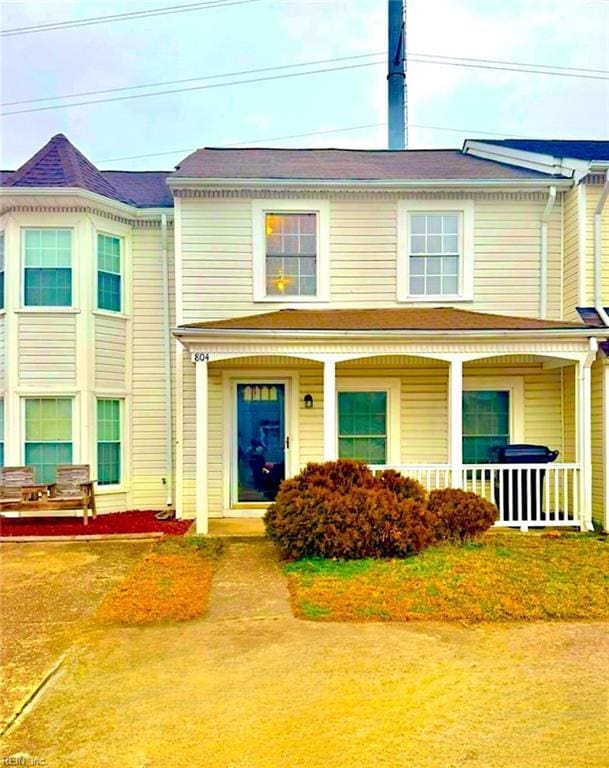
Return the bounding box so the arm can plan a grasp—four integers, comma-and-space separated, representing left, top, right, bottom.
178, 307, 588, 334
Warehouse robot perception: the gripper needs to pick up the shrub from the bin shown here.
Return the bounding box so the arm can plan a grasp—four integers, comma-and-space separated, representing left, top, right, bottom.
428, 488, 497, 543
377, 469, 426, 504
264, 459, 434, 559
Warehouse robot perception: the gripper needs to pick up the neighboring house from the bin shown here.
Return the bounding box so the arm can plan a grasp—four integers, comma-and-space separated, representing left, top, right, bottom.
1, 135, 607, 533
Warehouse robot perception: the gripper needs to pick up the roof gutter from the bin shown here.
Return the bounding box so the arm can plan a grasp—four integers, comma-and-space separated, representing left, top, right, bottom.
540, 185, 557, 319
594, 169, 609, 327
167, 177, 572, 191
173, 326, 595, 343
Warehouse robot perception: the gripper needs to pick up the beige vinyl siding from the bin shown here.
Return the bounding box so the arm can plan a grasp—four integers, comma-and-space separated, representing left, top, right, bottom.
94, 314, 127, 389
562, 366, 576, 463
563, 186, 580, 320
130, 225, 176, 509
591, 359, 604, 525
18, 313, 76, 383
472, 198, 562, 319
179, 194, 562, 322
96, 492, 129, 515
584, 183, 609, 305
189, 355, 571, 518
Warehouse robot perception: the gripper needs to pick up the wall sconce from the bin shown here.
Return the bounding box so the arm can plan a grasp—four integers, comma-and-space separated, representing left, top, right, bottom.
304, 394, 314, 409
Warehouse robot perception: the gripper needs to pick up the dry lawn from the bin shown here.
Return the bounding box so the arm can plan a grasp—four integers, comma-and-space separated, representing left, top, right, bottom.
286, 532, 609, 622
97, 536, 222, 624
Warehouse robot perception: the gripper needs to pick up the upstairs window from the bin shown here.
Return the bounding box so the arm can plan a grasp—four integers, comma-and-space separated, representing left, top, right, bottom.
97, 233, 122, 312
252, 200, 329, 302
0, 232, 4, 310
397, 201, 474, 302
23, 229, 72, 307
265, 213, 317, 297
409, 213, 459, 296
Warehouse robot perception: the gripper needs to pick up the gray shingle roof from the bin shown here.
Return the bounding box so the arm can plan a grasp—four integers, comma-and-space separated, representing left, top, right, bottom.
170, 147, 564, 181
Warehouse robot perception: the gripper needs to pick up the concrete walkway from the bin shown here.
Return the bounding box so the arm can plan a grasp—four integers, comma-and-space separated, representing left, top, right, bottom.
206, 540, 292, 622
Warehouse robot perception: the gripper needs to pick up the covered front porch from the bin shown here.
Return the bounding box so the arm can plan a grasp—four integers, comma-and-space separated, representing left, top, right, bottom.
173, 308, 599, 535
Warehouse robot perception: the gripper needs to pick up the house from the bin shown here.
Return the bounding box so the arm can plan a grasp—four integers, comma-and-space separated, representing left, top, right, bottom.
1, 135, 607, 533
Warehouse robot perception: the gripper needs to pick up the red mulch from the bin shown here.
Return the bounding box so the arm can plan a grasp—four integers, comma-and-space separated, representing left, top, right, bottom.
0, 510, 193, 537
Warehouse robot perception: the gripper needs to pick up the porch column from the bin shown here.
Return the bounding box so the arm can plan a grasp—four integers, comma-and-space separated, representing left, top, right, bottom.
578, 356, 594, 531
195, 356, 209, 535
448, 357, 463, 488
323, 358, 337, 461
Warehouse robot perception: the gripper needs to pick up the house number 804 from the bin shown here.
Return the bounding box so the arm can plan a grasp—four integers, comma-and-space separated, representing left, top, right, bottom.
193, 353, 210, 362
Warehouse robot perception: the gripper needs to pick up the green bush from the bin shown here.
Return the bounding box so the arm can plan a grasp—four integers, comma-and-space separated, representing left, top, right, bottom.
428, 488, 498, 543
264, 460, 432, 559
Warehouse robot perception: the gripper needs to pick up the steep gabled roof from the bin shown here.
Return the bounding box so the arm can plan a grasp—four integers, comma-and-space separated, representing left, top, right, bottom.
170, 147, 564, 182
1, 134, 173, 208
472, 140, 609, 163
178, 307, 588, 333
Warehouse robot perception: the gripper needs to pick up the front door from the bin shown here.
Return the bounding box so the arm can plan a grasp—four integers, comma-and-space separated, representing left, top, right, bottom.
235, 383, 286, 504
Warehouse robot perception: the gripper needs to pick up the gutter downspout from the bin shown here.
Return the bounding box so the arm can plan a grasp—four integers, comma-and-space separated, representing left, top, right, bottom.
594, 169, 609, 326
540, 185, 556, 319
161, 214, 174, 507
579, 337, 598, 531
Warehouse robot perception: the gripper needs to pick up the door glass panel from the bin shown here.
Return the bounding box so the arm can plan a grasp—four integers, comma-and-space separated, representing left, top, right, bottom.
236, 383, 285, 502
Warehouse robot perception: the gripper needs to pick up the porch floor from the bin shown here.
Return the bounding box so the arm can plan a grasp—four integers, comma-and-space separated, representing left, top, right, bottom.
205, 517, 266, 538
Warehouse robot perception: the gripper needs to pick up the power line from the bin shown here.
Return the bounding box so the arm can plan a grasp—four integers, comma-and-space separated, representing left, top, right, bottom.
3, 50, 607, 114
1, 0, 264, 37
1, 53, 383, 107
1, 61, 385, 117
95, 121, 539, 164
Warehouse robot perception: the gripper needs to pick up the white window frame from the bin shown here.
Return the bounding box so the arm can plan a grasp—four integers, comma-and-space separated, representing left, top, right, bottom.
462, 376, 524, 463
96, 231, 123, 314
95, 396, 124, 489
20, 395, 79, 473
397, 199, 474, 303
252, 199, 330, 303
21, 227, 75, 309
336, 378, 401, 465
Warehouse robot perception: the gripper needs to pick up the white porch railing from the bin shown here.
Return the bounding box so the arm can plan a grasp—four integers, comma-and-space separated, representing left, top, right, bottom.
370, 463, 582, 530
370, 464, 452, 491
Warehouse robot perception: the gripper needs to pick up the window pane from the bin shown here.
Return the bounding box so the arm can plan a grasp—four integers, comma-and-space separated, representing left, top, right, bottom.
97, 399, 121, 485
98, 271, 121, 312
443, 234, 459, 253
24, 229, 72, 268
410, 215, 426, 234
24, 268, 72, 306
443, 215, 459, 234
98, 442, 120, 485
427, 235, 442, 253
410, 235, 426, 254
442, 275, 458, 294
410, 275, 425, 295
427, 216, 442, 234
25, 442, 73, 484
338, 392, 387, 463
462, 391, 510, 464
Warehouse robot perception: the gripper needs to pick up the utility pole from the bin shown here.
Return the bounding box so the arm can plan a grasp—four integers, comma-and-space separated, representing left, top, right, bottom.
387, 0, 407, 150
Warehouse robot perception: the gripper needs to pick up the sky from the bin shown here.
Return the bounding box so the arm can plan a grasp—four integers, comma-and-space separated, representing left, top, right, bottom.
1, 0, 608, 171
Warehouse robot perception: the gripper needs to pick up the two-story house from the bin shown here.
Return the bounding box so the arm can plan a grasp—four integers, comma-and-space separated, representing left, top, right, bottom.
1, 135, 607, 534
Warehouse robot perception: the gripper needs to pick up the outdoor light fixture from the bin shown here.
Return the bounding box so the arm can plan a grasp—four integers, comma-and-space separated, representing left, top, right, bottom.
304, 394, 314, 409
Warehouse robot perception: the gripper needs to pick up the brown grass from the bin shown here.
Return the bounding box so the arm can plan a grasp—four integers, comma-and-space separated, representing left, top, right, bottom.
286, 532, 609, 622
97, 536, 222, 625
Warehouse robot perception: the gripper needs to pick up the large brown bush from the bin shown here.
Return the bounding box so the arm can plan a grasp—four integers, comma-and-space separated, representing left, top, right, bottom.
428, 488, 497, 543
264, 460, 432, 559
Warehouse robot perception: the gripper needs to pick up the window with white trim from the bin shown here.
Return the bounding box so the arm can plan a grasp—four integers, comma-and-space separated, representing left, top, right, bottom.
23, 228, 72, 307
97, 233, 122, 312
252, 200, 329, 301
462, 390, 510, 464
24, 397, 73, 483
397, 200, 474, 302
97, 398, 121, 485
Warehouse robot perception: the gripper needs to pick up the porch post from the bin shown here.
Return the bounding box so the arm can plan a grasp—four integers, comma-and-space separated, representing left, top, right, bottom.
195, 357, 209, 535
578, 356, 594, 531
449, 357, 463, 488
323, 358, 337, 461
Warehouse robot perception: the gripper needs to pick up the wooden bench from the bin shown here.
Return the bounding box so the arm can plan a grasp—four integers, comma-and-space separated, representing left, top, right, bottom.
0, 464, 97, 525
